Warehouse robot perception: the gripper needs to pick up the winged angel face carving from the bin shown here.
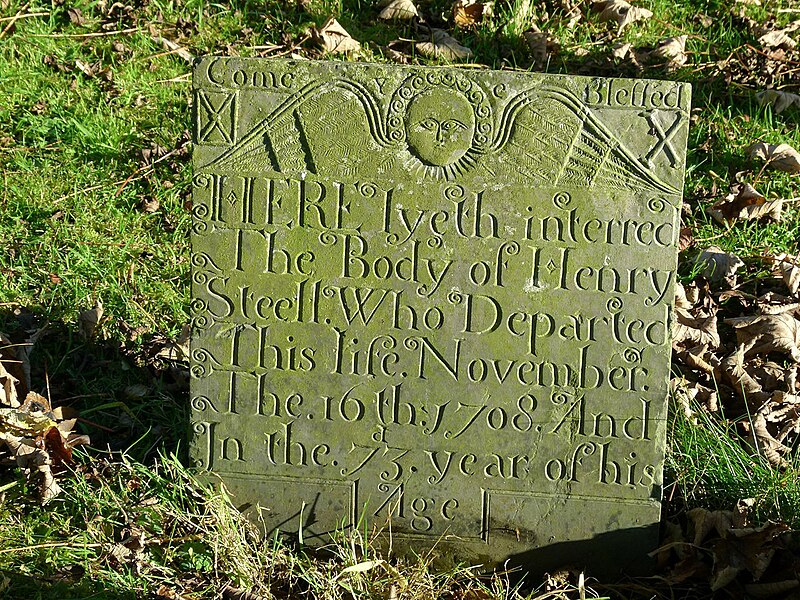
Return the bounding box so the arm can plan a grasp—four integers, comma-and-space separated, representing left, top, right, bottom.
204, 68, 681, 196
405, 88, 475, 167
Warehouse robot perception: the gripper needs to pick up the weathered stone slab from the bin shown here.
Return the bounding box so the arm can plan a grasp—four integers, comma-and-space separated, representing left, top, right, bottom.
190, 57, 690, 574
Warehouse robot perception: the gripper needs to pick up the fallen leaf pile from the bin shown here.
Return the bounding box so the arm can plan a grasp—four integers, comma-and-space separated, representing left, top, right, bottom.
657, 504, 799, 595
0, 333, 89, 503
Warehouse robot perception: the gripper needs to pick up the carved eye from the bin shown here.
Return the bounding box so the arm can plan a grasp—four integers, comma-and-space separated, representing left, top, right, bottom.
441, 119, 467, 133
417, 117, 439, 131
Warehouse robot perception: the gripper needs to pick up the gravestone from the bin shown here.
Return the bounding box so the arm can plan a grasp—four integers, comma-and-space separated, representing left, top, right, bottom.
190, 57, 690, 574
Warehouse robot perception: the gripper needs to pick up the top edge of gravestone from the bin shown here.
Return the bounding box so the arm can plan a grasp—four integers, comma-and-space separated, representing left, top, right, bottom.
193, 56, 691, 101
192, 56, 690, 193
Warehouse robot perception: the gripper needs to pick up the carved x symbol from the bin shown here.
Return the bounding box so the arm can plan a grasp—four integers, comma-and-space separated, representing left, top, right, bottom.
643, 112, 682, 168
198, 92, 235, 144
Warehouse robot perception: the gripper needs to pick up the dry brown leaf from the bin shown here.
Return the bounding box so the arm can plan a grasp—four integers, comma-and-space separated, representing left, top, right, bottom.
721, 348, 768, 401
378, 0, 418, 20
523, 26, 560, 68
673, 311, 720, 349
79, 299, 104, 339
679, 227, 695, 251
0, 361, 19, 408
710, 183, 783, 226
650, 35, 688, 71
453, 1, 491, 28
758, 29, 797, 50
67, 7, 86, 25
314, 17, 361, 54
416, 29, 473, 60
725, 312, 800, 362
152, 35, 193, 63
695, 246, 745, 288
688, 507, 734, 545
771, 253, 800, 296
746, 142, 800, 174
592, 0, 652, 33
734, 498, 755, 528
757, 89, 800, 114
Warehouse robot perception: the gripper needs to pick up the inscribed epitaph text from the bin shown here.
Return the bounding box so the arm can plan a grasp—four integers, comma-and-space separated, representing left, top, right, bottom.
190, 58, 690, 573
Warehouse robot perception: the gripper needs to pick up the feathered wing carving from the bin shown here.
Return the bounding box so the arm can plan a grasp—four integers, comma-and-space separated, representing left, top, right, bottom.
204, 77, 680, 196
487, 86, 681, 196
205, 80, 394, 177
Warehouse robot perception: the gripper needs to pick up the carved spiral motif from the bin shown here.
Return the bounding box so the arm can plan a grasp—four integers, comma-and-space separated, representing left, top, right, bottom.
403, 337, 421, 352
426, 72, 439, 85
550, 390, 572, 405
192, 201, 210, 220
192, 270, 210, 285
376, 335, 398, 351
648, 197, 666, 213
190, 298, 207, 315
553, 192, 572, 210
377, 482, 395, 494
321, 285, 337, 299
623, 348, 642, 363
190, 348, 214, 378
191, 299, 211, 329
447, 290, 464, 305
192, 220, 209, 235
501, 241, 521, 257
578, 442, 598, 458
606, 297, 623, 314
411, 75, 425, 89
318, 231, 338, 246
444, 184, 466, 201
492, 83, 507, 98
358, 182, 378, 198
427, 236, 443, 249
192, 173, 211, 189
192, 252, 221, 272
191, 396, 212, 411
398, 86, 414, 99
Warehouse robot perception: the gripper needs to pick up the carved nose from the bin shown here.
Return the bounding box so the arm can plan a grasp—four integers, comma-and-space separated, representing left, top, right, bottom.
435, 124, 444, 143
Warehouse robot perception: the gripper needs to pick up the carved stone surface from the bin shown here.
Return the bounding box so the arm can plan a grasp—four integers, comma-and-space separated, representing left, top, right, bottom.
190, 57, 690, 574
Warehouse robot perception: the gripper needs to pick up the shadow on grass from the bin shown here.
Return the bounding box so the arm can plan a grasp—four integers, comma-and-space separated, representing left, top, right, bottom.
0, 307, 189, 463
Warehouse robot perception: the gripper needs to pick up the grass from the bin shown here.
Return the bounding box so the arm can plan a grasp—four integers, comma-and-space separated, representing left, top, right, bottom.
0, 0, 799, 597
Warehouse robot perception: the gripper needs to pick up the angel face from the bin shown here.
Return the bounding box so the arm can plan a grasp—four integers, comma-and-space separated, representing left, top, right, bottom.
405, 88, 475, 166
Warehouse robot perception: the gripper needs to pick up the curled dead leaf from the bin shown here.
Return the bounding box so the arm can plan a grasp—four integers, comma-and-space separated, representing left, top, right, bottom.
453, 1, 491, 28
757, 90, 800, 114
523, 26, 560, 68
758, 29, 797, 50
79, 299, 104, 339
710, 183, 782, 226
725, 312, 800, 362
721, 348, 769, 401
416, 29, 472, 61
771, 253, 800, 296
314, 17, 361, 54
746, 142, 800, 174
592, 0, 652, 33
695, 246, 745, 288
650, 35, 688, 71
378, 0, 418, 20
